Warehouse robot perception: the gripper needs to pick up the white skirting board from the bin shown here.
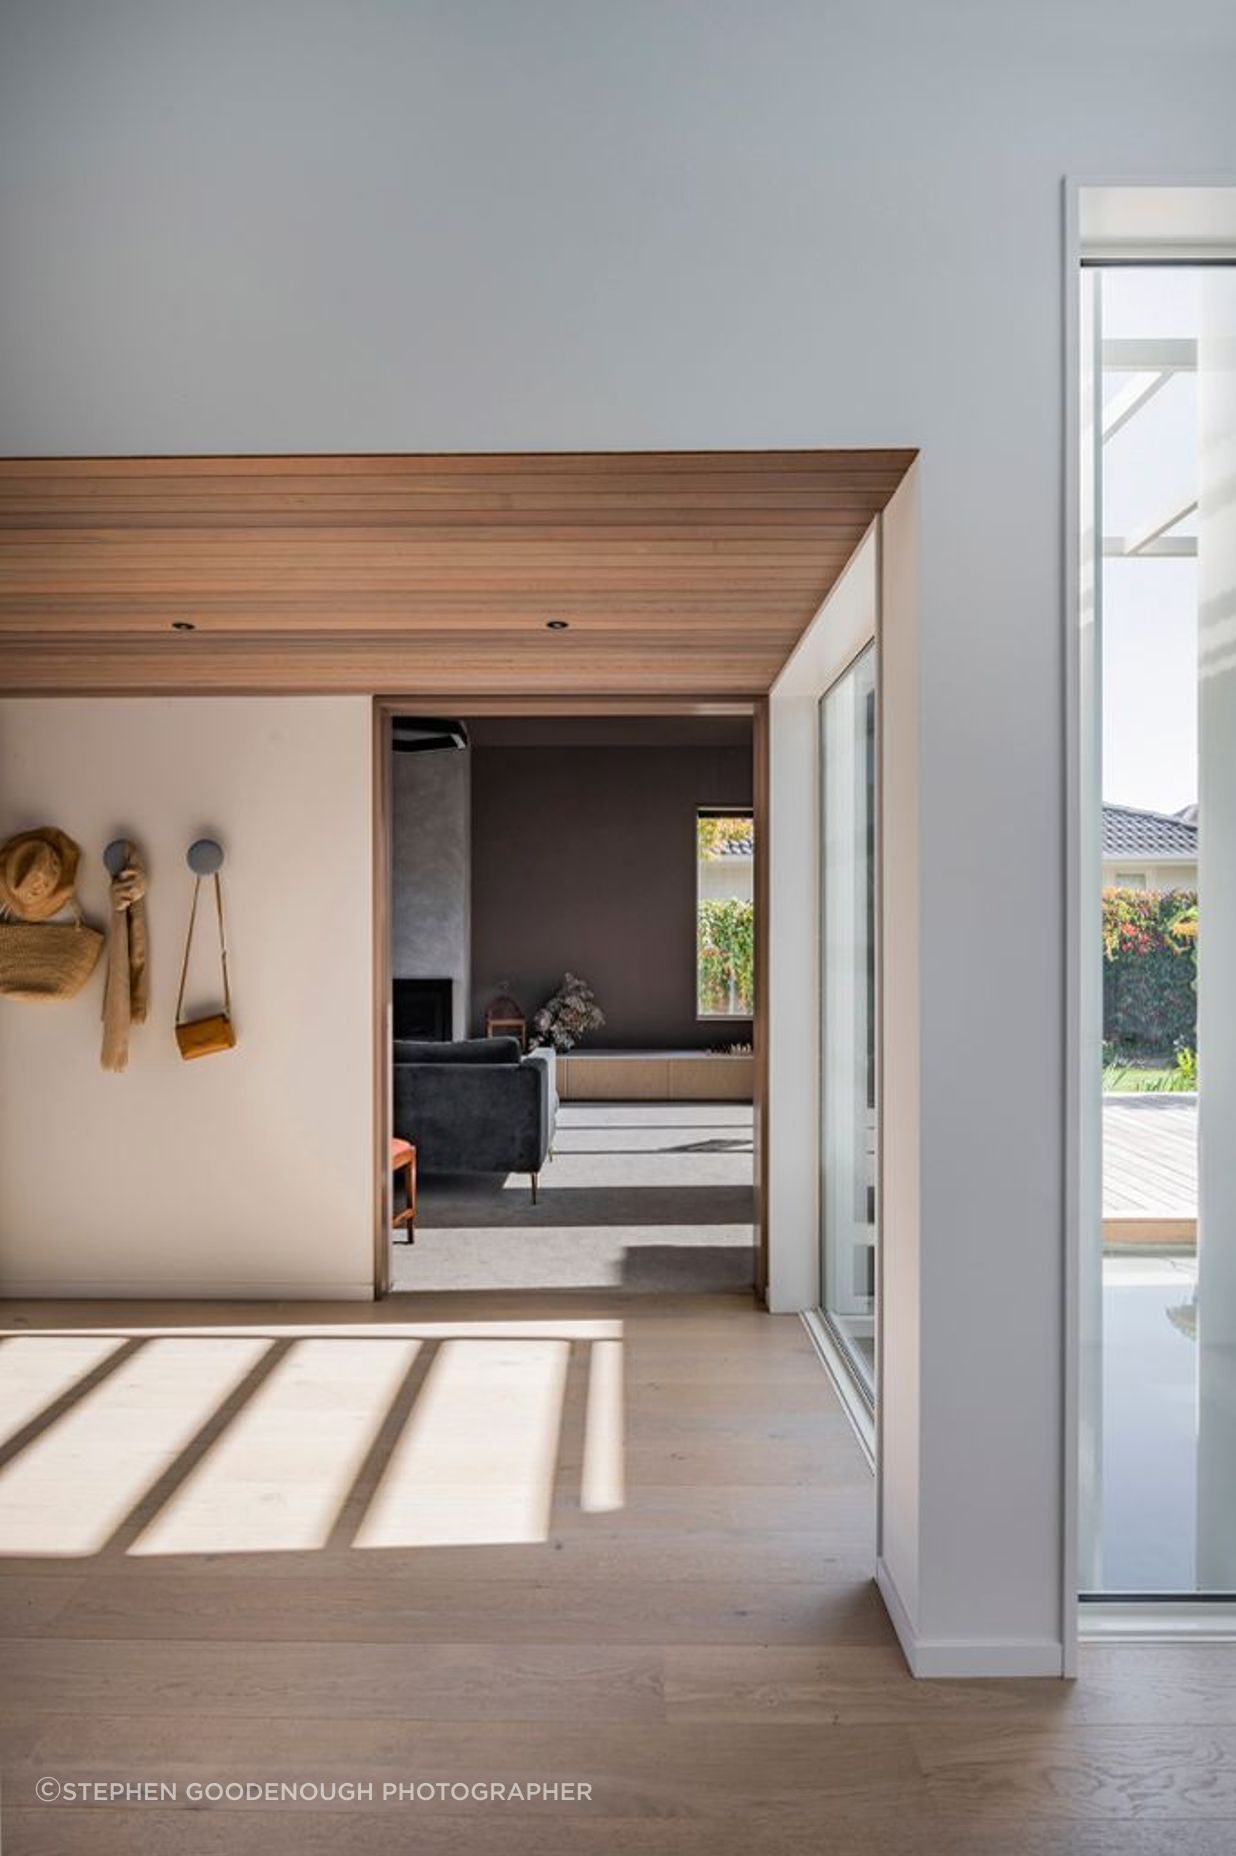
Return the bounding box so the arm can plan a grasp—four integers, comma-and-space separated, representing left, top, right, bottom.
876, 1557, 1066, 1679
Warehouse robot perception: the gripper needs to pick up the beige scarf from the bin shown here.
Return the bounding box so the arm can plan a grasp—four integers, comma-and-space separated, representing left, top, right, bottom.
101, 843, 149, 1072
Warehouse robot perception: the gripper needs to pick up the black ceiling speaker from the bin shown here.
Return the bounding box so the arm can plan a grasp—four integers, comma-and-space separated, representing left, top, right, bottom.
391, 716, 470, 754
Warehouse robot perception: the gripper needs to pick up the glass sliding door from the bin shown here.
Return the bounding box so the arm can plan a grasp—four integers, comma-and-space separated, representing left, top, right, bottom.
1080, 260, 1236, 1598
818, 643, 878, 1405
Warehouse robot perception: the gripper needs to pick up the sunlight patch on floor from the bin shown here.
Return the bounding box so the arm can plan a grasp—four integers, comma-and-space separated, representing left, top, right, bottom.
130, 1337, 421, 1556
582, 1337, 624, 1513
0, 1337, 268, 1555
354, 1338, 570, 1549
0, 1333, 129, 1448
0, 1322, 627, 1558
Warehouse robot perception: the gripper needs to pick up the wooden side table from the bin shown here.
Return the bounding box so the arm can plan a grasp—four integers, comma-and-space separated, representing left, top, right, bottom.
391, 1138, 417, 1242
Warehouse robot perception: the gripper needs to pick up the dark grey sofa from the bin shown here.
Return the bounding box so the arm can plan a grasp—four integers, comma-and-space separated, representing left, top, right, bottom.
392, 1037, 558, 1201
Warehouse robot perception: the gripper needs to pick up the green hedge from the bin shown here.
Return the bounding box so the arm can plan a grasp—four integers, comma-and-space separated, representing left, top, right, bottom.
1102, 887, 1197, 1056
697, 897, 755, 1016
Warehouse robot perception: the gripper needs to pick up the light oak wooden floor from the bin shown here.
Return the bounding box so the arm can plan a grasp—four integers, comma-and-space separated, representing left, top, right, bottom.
1, 1290, 1234, 1854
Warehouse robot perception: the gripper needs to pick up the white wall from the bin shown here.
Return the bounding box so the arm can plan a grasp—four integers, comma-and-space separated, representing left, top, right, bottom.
0, 699, 374, 1299
1, 0, 1233, 1674
875, 469, 923, 1651
698, 856, 754, 905
1100, 860, 1197, 891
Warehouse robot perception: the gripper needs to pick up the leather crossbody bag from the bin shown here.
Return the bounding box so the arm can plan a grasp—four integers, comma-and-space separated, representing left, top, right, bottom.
175, 872, 236, 1059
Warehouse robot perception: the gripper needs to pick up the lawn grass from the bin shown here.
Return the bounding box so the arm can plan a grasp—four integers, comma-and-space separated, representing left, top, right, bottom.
1103, 1063, 1177, 1092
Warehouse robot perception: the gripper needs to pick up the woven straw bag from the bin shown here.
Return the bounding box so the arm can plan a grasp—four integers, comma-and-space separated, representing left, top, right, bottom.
0, 914, 104, 1001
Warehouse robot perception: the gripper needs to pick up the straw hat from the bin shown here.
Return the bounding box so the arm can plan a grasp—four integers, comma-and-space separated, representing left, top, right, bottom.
0, 827, 82, 922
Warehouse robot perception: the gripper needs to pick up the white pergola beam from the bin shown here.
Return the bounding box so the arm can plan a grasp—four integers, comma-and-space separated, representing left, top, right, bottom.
1102, 535, 1196, 558
1123, 495, 1199, 557
1102, 337, 1196, 374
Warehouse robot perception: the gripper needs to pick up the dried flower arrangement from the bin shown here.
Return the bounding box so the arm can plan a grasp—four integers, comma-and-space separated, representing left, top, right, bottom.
530, 973, 605, 1052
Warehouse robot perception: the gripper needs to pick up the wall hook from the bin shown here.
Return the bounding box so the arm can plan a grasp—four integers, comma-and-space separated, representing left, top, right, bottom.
187, 839, 225, 876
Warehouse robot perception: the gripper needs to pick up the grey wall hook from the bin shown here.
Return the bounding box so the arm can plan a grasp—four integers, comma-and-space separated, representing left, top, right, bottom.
187, 839, 225, 876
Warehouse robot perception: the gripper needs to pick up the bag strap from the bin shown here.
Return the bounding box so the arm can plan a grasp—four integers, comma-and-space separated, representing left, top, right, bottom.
176, 873, 231, 1024
214, 871, 232, 1019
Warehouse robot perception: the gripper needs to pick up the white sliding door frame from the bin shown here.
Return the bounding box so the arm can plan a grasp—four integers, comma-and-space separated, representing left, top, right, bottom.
1067, 180, 1236, 1650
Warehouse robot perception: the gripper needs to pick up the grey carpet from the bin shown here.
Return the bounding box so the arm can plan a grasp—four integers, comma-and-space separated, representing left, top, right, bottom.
392, 1102, 755, 1293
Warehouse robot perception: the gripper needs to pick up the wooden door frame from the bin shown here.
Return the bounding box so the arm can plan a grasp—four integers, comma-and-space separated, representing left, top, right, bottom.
372, 692, 770, 1299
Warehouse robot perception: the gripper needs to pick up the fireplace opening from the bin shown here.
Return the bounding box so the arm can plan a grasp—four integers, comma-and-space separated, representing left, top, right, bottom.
393, 978, 452, 1042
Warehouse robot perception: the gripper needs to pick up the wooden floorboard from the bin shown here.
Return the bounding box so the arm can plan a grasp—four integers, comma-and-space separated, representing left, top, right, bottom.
1103, 1100, 1198, 1220
1, 1290, 1234, 1854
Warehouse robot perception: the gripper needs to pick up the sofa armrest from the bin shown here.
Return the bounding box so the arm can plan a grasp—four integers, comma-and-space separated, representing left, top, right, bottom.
522, 1047, 558, 1137
393, 1060, 550, 1175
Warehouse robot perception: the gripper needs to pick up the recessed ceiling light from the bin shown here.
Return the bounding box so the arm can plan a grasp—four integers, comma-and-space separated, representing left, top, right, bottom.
545, 619, 570, 631
171, 620, 196, 632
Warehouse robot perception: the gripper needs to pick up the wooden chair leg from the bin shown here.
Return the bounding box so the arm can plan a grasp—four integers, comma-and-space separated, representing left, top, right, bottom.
530, 1172, 539, 1205
400, 1157, 415, 1243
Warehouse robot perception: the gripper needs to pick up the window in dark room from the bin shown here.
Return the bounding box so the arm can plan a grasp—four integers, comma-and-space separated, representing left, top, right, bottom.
696, 809, 755, 1019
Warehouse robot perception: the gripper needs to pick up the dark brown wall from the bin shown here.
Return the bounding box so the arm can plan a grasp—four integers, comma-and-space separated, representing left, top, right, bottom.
470, 742, 753, 1050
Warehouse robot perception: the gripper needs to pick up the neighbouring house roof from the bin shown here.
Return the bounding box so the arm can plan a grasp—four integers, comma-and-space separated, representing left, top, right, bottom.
1102, 803, 1198, 860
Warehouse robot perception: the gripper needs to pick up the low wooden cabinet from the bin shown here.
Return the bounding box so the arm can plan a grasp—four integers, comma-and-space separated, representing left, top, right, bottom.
556, 1051, 753, 1103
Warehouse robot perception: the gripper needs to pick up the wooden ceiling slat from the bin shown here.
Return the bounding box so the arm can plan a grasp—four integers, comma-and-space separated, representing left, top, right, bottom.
0, 496, 901, 521
0, 612, 809, 640
0, 590, 817, 617
0, 483, 910, 513
0, 448, 913, 482
0, 529, 872, 555
0, 472, 907, 494
0, 636, 787, 695
0, 449, 914, 694
0, 545, 867, 571
1, 576, 848, 598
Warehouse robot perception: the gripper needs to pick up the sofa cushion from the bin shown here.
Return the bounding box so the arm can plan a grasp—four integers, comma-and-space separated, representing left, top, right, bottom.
393, 1036, 521, 1066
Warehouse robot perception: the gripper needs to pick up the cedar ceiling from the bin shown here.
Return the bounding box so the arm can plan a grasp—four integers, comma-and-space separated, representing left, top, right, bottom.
0, 451, 915, 696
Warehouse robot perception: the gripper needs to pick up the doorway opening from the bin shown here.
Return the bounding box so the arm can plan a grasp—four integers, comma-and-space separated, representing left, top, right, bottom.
377, 704, 762, 1297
